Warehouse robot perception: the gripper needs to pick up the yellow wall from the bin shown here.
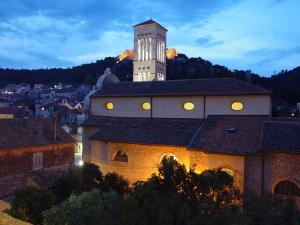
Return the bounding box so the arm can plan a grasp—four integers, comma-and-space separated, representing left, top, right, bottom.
90, 141, 245, 190
0, 114, 14, 119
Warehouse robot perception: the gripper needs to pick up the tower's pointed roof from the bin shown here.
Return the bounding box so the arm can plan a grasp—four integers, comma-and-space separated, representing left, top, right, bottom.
133, 19, 167, 31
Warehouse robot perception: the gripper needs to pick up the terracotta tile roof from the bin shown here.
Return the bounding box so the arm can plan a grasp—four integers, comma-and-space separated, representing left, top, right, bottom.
188, 116, 269, 154
83, 115, 300, 154
91, 78, 271, 98
0, 107, 19, 115
84, 116, 204, 147
260, 120, 300, 153
0, 119, 74, 150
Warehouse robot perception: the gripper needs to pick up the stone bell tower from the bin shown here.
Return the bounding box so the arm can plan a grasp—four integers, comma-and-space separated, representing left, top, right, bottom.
133, 19, 167, 82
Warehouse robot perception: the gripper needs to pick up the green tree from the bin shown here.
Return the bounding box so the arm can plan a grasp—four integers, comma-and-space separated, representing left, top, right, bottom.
6, 186, 55, 225
102, 172, 130, 195
52, 163, 103, 202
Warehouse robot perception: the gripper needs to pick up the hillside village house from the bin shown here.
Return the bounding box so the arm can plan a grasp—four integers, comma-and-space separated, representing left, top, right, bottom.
82, 20, 300, 206
0, 118, 74, 200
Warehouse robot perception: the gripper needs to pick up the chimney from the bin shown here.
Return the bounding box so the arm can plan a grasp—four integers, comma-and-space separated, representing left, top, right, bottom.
53, 112, 58, 141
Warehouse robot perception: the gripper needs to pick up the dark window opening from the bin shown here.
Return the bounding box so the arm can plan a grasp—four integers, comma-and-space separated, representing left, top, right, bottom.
274, 180, 300, 197
114, 151, 128, 162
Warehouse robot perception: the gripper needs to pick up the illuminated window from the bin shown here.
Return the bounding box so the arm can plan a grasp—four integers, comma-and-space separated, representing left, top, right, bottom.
113, 151, 128, 162
220, 167, 234, 177
183, 102, 195, 111
274, 181, 300, 197
33, 153, 43, 170
141, 102, 151, 110
105, 102, 114, 110
231, 101, 244, 111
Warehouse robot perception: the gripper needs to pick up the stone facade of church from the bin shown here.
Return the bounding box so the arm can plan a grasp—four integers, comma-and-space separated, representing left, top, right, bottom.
82, 20, 300, 206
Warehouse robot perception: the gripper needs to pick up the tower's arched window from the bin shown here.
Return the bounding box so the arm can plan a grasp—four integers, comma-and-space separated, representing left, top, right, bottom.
113, 151, 128, 162
274, 181, 300, 197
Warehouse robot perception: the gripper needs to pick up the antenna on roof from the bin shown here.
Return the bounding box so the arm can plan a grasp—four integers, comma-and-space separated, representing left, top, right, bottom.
150, 8, 152, 19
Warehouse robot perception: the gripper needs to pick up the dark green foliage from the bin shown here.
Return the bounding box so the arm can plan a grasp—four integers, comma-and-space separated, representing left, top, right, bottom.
51, 163, 102, 202
43, 159, 300, 225
52, 163, 129, 202
5, 186, 55, 225
1, 55, 299, 104
43, 159, 244, 225
102, 172, 131, 195
243, 193, 300, 225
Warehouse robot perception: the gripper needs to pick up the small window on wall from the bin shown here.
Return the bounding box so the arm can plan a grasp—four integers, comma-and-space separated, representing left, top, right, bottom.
231, 101, 244, 111
141, 102, 151, 110
274, 180, 300, 197
183, 102, 195, 111
105, 102, 114, 110
220, 167, 234, 177
113, 151, 128, 162
33, 152, 43, 170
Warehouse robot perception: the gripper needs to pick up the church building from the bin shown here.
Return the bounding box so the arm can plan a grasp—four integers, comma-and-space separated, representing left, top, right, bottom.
82, 20, 300, 205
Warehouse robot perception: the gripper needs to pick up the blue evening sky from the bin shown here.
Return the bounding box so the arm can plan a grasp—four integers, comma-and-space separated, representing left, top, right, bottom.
0, 0, 299, 76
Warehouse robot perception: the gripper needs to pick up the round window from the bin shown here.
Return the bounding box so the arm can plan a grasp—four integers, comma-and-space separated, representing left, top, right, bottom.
141, 102, 151, 110
183, 102, 195, 111
231, 101, 244, 111
105, 102, 114, 110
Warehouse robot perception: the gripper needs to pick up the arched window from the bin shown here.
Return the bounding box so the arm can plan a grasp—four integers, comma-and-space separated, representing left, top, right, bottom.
220, 167, 235, 177
113, 151, 128, 162
274, 181, 300, 197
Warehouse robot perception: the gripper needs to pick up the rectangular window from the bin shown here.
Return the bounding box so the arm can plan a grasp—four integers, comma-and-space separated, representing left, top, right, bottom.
33, 152, 43, 170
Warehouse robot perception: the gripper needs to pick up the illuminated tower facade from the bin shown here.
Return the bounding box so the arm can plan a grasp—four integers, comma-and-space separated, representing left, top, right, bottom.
133, 19, 167, 82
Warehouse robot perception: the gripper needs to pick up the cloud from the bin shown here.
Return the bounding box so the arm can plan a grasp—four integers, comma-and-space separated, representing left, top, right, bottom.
0, 0, 299, 76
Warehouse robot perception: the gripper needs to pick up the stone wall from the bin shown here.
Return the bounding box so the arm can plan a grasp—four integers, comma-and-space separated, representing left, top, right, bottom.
244, 153, 300, 209
82, 126, 100, 162
90, 141, 245, 190
190, 151, 245, 191
244, 155, 263, 195
263, 153, 300, 193
90, 141, 190, 184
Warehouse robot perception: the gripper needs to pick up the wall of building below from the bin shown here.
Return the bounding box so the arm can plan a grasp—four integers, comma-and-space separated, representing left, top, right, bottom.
90, 141, 190, 184
0, 143, 74, 178
190, 151, 245, 190
244, 153, 300, 209
89, 141, 245, 191
82, 126, 106, 162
